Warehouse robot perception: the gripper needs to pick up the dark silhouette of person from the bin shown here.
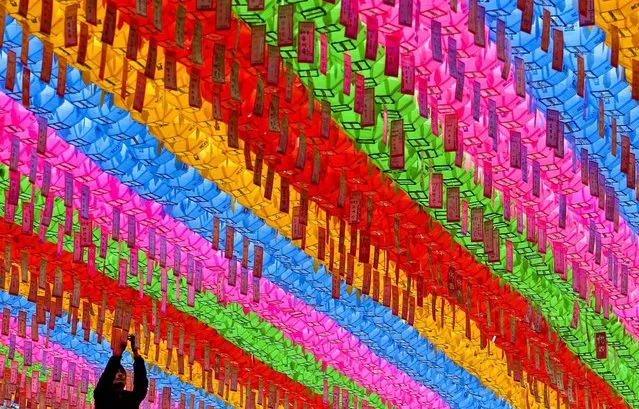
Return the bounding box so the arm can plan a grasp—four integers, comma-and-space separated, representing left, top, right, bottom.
95, 335, 149, 409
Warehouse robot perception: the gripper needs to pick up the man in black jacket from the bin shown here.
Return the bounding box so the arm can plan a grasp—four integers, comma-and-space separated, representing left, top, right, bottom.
95, 335, 149, 409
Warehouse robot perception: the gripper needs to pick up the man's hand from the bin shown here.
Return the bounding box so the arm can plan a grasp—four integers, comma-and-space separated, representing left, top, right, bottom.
129, 335, 141, 359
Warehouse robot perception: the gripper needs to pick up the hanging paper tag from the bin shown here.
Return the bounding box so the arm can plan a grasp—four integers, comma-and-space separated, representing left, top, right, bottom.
446, 187, 460, 222
483, 161, 493, 199
595, 333, 607, 359
261, 49, 277, 90
365, 17, 378, 60
509, 131, 522, 169
610, 26, 620, 67
318, 101, 332, 139
580, 148, 589, 185
514, 57, 525, 97
268, 95, 281, 132
398, 0, 413, 26
444, 114, 458, 152
496, 19, 505, 61
65, 5, 78, 47
101, 2, 117, 45
278, 5, 294, 46
39, 41, 53, 85
125, 215, 136, 249
521, 0, 533, 33
605, 186, 615, 221
354, 75, 370, 118
188, 68, 202, 108
40, 0, 53, 34
474, 7, 486, 47
430, 174, 443, 208
5, 50, 16, 91
361, 88, 376, 127
252, 246, 264, 278
552, 30, 564, 71
196, 0, 212, 9
455, 61, 465, 101
579, 0, 595, 25
576, 55, 585, 97
225, 226, 235, 259
384, 34, 400, 77
164, 51, 177, 90
401, 53, 415, 95
390, 120, 405, 170
471, 208, 484, 242
211, 44, 226, 85
448, 37, 458, 78
417, 78, 429, 120
432, 21, 442, 62
279, 177, 291, 213
589, 160, 599, 196
292, 207, 303, 240
297, 22, 315, 63
251, 25, 266, 66
319, 33, 329, 74
530, 161, 541, 198
621, 135, 630, 173
628, 152, 636, 189
597, 98, 606, 139
76, 23, 89, 66
541, 9, 551, 52
9, 136, 19, 172
342, 53, 353, 96
216, 0, 231, 29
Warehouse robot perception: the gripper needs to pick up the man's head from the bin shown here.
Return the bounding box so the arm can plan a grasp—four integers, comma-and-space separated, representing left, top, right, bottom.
113, 366, 127, 391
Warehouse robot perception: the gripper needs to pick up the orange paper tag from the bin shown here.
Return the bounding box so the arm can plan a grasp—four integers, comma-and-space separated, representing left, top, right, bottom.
101, 2, 117, 46
5, 50, 16, 92
133, 71, 147, 112
164, 51, 177, 90
541, 9, 550, 52
41, 0, 53, 35
77, 23, 89, 65
85, 0, 98, 25
612, 117, 617, 156
126, 24, 139, 61
0, 8, 5, 51
520, 0, 533, 33
64, 5, 78, 47
145, 38, 158, 79
21, 68, 30, 109
610, 26, 619, 68
552, 29, 564, 71
20, 28, 29, 66
56, 58, 68, 97
577, 55, 585, 97
18, 0, 29, 17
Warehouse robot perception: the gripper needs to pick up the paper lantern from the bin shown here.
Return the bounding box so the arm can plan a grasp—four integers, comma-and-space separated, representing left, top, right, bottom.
0, 7, 632, 408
